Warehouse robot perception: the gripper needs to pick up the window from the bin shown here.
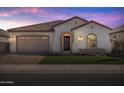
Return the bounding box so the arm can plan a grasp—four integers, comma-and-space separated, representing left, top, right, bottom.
87, 34, 97, 48
41, 36, 48, 39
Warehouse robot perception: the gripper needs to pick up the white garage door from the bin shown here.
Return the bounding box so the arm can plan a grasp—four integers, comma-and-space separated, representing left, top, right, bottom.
17, 36, 49, 54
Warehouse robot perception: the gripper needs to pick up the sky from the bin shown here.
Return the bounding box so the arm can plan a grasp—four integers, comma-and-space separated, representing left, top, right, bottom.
0, 7, 124, 30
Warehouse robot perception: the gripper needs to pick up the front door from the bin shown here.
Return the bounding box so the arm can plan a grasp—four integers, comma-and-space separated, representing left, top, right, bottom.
63, 36, 70, 51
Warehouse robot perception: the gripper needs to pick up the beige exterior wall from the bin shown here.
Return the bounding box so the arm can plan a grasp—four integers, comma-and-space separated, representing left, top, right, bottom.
72, 22, 112, 53
9, 19, 112, 54
0, 37, 8, 42
53, 17, 87, 53
110, 31, 124, 51
9, 32, 54, 53
110, 31, 124, 40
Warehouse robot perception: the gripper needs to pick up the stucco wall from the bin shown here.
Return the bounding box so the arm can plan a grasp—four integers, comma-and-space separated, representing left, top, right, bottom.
0, 37, 8, 42
72, 22, 112, 53
110, 31, 124, 51
110, 31, 124, 41
0, 42, 9, 53
53, 17, 87, 53
9, 19, 112, 54
9, 32, 55, 53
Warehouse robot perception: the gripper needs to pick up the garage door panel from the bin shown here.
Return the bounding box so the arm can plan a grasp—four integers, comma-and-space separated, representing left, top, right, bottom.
17, 36, 49, 53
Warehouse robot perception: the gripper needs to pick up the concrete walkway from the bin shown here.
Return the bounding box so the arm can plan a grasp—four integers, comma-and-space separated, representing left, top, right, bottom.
0, 64, 124, 74
0, 54, 45, 64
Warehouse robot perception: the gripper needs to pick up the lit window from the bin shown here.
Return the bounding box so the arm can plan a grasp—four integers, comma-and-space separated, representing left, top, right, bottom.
87, 34, 97, 48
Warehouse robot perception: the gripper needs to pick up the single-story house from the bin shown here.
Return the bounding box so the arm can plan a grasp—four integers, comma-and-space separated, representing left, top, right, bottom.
0, 29, 10, 53
110, 24, 124, 55
8, 16, 112, 54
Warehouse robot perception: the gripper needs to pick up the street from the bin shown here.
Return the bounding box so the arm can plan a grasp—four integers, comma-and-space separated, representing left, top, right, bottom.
0, 64, 124, 86
0, 73, 124, 86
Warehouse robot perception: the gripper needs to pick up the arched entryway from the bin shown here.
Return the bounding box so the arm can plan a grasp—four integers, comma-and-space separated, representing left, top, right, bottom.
61, 32, 72, 53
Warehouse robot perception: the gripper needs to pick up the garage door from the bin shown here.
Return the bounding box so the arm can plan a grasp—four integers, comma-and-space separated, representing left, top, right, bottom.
16, 36, 49, 54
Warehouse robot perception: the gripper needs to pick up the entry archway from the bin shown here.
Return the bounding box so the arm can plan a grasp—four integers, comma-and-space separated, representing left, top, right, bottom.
61, 32, 72, 52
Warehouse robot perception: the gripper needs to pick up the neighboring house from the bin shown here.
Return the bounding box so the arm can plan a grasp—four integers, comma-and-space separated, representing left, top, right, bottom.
0, 29, 10, 53
7, 16, 112, 54
110, 24, 124, 55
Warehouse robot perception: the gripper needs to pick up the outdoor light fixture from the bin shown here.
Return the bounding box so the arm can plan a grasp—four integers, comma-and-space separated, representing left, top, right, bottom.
9, 36, 15, 41
78, 36, 84, 41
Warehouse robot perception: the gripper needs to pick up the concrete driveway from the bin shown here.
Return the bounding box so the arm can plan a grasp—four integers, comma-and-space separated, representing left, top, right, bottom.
0, 54, 45, 64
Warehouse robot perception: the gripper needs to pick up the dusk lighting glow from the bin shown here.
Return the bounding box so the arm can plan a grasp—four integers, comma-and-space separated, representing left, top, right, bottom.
0, 7, 124, 30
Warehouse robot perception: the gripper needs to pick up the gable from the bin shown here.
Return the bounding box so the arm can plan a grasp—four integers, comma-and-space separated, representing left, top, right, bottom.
53, 16, 88, 31
54, 16, 88, 28
88, 22, 112, 32
71, 20, 112, 31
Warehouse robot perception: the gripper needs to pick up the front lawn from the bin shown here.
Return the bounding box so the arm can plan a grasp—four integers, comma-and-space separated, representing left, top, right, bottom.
39, 56, 124, 64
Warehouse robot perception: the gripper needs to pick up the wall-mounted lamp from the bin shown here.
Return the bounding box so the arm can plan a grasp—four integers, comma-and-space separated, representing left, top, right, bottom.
9, 36, 15, 41
78, 36, 84, 41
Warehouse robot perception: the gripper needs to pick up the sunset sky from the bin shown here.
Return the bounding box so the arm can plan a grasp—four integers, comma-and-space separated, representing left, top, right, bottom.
0, 7, 124, 30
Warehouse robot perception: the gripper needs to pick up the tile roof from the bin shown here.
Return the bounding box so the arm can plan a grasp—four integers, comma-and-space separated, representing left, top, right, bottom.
110, 24, 124, 34
71, 20, 113, 31
7, 16, 88, 32
8, 20, 63, 32
7, 16, 113, 33
0, 29, 10, 37
114, 24, 124, 32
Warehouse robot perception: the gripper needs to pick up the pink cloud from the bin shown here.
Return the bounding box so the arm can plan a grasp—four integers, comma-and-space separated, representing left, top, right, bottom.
0, 8, 41, 17
0, 8, 123, 29
0, 19, 35, 30
41, 13, 71, 20
79, 11, 124, 28
0, 8, 71, 29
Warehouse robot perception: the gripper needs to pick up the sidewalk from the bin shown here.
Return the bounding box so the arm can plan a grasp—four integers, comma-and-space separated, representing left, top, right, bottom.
0, 64, 124, 74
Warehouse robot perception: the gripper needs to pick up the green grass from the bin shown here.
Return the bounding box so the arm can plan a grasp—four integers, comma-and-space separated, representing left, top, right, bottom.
39, 56, 124, 64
